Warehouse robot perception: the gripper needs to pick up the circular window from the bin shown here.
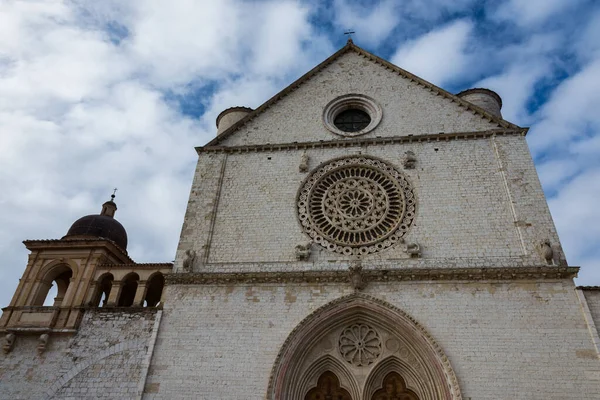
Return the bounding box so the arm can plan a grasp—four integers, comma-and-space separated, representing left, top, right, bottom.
334, 109, 371, 132
323, 94, 382, 137
297, 156, 416, 256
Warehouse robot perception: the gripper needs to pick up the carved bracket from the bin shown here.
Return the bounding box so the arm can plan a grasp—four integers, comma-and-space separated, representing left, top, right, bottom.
295, 242, 312, 261
348, 261, 367, 291
299, 151, 309, 173
402, 151, 417, 169
37, 333, 49, 354
3, 333, 15, 354
405, 242, 421, 258
182, 249, 196, 272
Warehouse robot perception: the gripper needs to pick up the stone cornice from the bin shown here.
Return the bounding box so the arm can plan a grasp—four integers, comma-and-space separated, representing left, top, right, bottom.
577, 286, 600, 291
197, 128, 527, 154
165, 266, 578, 285
97, 263, 173, 270
23, 238, 133, 263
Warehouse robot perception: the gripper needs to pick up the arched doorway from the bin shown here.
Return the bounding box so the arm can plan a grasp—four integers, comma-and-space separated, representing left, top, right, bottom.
267, 294, 462, 400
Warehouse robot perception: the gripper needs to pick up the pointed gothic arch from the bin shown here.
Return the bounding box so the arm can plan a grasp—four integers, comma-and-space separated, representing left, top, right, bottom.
298, 355, 360, 400
364, 357, 425, 400
267, 294, 462, 400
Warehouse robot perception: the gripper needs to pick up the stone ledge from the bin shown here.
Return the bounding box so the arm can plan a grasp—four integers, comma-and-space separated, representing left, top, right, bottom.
197, 128, 527, 154
166, 266, 579, 285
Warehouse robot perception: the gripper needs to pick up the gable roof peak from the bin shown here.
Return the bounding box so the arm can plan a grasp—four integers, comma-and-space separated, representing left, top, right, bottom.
205, 41, 519, 147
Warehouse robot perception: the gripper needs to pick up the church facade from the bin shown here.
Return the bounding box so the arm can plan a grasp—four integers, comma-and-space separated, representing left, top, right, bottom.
1, 40, 599, 399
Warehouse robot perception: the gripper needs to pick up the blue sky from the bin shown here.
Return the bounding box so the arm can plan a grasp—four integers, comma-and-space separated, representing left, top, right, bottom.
1, 0, 599, 306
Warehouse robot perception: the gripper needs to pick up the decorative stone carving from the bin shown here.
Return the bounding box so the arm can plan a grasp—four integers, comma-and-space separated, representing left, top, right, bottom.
182, 249, 196, 272
299, 151, 309, 173
3, 333, 15, 354
167, 266, 579, 286
37, 333, 49, 354
323, 94, 383, 137
298, 156, 416, 256
405, 242, 421, 258
372, 372, 420, 400
295, 242, 312, 261
540, 240, 554, 265
402, 150, 417, 169
339, 323, 382, 366
305, 371, 352, 400
348, 261, 367, 291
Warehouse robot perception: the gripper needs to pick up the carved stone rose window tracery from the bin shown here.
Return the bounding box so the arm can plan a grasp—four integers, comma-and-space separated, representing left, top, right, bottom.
339, 324, 382, 366
298, 156, 416, 256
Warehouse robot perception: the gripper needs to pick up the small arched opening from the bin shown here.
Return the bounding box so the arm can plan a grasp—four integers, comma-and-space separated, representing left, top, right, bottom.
93, 273, 114, 307
34, 265, 73, 306
117, 273, 139, 307
144, 273, 164, 307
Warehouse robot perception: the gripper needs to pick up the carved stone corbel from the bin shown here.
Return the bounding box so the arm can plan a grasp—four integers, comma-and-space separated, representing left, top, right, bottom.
299, 151, 309, 173
348, 261, 367, 291
539, 240, 554, 265
37, 333, 49, 354
402, 151, 417, 169
182, 249, 196, 272
295, 242, 312, 261
3, 333, 15, 354
405, 242, 421, 258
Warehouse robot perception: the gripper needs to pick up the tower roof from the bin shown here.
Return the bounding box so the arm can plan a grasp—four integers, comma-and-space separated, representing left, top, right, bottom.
62, 196, 128, 251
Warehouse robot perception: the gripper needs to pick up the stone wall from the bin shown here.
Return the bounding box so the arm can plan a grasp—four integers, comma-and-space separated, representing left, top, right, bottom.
144, 280, 600, 399
176, 134, 561, 272
0, 308, 159, 399
583, 289, 600, 327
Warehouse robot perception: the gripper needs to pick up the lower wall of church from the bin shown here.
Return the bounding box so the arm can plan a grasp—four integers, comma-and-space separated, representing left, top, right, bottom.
145, 279, 600, 399
0, 309, 159, 400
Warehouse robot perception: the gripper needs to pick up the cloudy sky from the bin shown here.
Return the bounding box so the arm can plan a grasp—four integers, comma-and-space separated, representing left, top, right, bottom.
1, 0, 599, 307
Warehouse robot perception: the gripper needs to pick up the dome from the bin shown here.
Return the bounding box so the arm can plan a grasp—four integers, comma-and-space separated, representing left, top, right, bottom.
62, 200, 128, 250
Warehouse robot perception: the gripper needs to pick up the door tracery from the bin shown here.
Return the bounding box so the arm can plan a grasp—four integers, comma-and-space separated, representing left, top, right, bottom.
305, 371, 353, 400
371, 372, 419, 400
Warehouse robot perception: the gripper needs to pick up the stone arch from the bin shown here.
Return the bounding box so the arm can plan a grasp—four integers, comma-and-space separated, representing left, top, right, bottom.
92, 273, 114, 307
144, 272, 164, 307
42, 339, 146, 400
267, 293, 461, 400
364, 357, 427, 400
298, 355, 361, 400
118, 272, 139, 307
32, 260, 79, 306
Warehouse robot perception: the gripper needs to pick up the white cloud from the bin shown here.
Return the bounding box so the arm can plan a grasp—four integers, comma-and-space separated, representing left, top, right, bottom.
332, 0, 400, 46
548, 167, 600, 284
1, 0, 600, 310
390, 19, 473, 86
493, 0, 586, 27
527, 59, 600, 153
0, 0, 326, 307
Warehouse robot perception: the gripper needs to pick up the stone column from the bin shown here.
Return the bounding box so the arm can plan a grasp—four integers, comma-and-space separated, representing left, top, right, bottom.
133, 281, 148, 307
106, 280, 123, 307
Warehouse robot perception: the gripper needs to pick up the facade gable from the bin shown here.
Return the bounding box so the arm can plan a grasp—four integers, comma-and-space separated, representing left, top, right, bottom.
210, 42, 518, 148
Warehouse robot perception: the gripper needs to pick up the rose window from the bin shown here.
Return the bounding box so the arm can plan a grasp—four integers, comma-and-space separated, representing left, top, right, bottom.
339, 324, 382, 366
297, 156, 415, 255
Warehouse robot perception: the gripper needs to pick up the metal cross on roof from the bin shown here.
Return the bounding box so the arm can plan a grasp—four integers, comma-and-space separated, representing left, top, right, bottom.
344, 30, 355, 43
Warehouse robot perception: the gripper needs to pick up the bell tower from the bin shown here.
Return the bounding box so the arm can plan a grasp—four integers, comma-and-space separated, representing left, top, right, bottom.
0, 195, 133, 335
